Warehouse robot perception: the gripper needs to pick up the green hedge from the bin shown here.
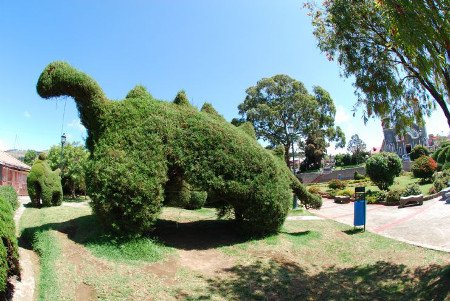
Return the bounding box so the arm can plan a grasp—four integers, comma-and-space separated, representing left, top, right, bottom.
0, 186, 18, 211
27, 154, 63, 207
37, 61, 320, 236
0, 197, 19, 298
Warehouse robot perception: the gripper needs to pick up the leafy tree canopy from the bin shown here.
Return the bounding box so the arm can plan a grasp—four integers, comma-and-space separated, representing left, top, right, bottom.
307, 0, 450, 131
238, 74, 345, 167
347, 134, 367, 155
23, 149, 38, 166
47, 142, 89, 197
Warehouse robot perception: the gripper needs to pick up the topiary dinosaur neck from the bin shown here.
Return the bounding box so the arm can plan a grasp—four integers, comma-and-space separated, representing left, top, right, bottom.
37, 61, 108, 137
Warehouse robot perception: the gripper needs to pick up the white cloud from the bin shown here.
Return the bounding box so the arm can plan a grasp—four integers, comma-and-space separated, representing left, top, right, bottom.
68, 119, 86, 132
24, 111, 31, 118
334, 105, 350, 124
0, 139, 9, 151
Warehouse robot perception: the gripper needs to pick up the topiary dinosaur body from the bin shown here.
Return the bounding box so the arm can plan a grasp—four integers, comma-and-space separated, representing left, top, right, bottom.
37, 61, 320, 235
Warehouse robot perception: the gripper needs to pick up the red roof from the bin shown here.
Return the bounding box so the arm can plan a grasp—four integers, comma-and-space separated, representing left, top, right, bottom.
0, 151, 31, 171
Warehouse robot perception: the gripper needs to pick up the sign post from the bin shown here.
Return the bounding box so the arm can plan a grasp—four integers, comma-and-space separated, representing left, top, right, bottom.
354, 186, 366, 231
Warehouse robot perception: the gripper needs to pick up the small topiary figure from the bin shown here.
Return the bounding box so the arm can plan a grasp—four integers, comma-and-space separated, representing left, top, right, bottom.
365, 152, 402, 190
409, 145, 430, 161
411, 155, 437, 182
37, 61, 320, 236
27, 153, 63, 207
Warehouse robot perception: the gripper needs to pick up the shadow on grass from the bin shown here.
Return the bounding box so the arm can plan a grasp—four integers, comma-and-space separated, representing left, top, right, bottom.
19, 214, 256, 252
343, 228, 365, 235
280, 230, 311, 237
186, 260, 450, 301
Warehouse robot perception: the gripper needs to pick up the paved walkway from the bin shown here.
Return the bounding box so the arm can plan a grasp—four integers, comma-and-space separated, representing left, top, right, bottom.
309, 196, 450, 252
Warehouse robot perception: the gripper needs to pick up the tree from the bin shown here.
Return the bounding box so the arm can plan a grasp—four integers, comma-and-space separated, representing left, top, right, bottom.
307, 0, 450, 131
238, 75, 345, 167
365, 152, 402, 190
23, 150, 38, 165
347, 134, 367, 155
46, 143, 89, 197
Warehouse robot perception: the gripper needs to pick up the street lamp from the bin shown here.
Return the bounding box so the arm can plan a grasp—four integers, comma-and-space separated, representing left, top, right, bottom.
287, 126, 298, 209
60, 133, 66, 171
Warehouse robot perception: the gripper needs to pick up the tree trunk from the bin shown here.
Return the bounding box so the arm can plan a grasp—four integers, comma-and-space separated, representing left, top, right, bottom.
284, 144, 291, 169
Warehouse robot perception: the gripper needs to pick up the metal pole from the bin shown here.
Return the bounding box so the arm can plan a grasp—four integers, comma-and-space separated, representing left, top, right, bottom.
292, 140, 297, 209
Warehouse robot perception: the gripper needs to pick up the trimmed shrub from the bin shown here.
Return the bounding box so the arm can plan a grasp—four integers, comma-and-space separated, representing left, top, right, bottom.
307, 186, 321, 195
402, 183, 422, 196
385, 186, 405, 205
409, 145, 430, 161
365, 152, 402, 190
185, 191, 208, 210
328, 179, 346, 190
365, 190, 386, 204
411, 156, 437, 181
27, 154, 63, 207
37, 61, 320, 236
432, 170, 450, 192
336, 188, 353, 197
353, 171, 365, 180
0, 197, 20, 299
432, 143, 450, 170
0, 186, 18, 211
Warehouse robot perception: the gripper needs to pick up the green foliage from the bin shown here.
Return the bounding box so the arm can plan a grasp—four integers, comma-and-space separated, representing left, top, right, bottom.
307, 186, 321, 195
385, 186, 405, 205
47, 143, 89, 196
0, 197, 19, 297
27, 156, 63, 207
37, 62, 320, 236
185, 191, 208, 210
432, 170, 450, 193
409, 145, 430, 161
336, 188, 353, 197
307, 0, 450, 129
126, 85, 153, 99
347, 134, 367, 155
173, 90, 190, 106
23, 149, 38, 165
328, 179, 346, 190
237, 122, 257, 140
432, 143, 450, 170
402, 184, 422, 197
335, 152, 368, 167
353, 171, 365, 180
365, 152, 402, 190
0, 186, 18, 210
365, 190, 386, 204
411, 156, 437, 181
238, 75, 344, 167
200, 102, 225, 121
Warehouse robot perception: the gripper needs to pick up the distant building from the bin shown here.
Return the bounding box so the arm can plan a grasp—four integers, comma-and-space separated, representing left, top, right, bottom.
0, 151, 31, 195
381, 122, 427, 157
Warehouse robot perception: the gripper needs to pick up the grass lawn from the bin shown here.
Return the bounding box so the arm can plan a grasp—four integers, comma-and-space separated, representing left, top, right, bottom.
19, 204, 449, 301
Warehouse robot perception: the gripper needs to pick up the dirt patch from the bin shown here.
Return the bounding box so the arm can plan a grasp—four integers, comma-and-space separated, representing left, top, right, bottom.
178, 249, 235, 275
76, 282, 96, 301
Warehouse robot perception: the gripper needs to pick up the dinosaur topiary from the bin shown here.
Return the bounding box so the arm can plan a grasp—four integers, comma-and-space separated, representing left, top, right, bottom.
27, 153, 63, 207
37, 61, 321, 235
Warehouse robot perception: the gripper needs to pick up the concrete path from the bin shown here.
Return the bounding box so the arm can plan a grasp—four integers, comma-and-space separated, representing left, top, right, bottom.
12, 196, 37, 301
309, 196, 450, 252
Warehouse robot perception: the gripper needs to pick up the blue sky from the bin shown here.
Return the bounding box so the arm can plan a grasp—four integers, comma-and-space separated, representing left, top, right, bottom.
0, 1, 447, 153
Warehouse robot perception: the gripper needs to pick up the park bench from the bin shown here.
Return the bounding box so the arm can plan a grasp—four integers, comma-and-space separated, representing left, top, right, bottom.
334, 195, 351, 204
399, 194, 423, 208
